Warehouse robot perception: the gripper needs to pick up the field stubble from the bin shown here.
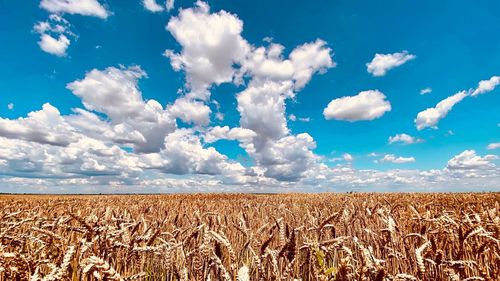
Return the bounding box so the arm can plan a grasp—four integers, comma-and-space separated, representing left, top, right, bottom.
0, 193, 498, 281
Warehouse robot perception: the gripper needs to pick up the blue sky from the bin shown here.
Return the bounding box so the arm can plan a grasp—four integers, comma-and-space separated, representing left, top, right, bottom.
0, 0, 498, 192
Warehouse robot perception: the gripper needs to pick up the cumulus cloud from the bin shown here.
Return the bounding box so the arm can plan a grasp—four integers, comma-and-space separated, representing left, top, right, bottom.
143, 0, 164, 12
232, 38, 333, 181
7, 103, 14, 110
471, 76, 500, 96
254, 133, 319, 181
232, 37, 333, 181
164, 1, 336, 182
0, 75, 248, 186
487, 143, 500, 150
204, 126, 256, 143
366, 51, 415, 76
33, 14, 70, 34
40, 0, 109, 18
67, 66, 176, 153
161, 1, 335, 182
33, 15, 74, 57
420, 87, 432, 95
0, 103, 76, 146
163, 1, 255, 128
38, 34, 70, 56
388, 133, 423, 145
167, 97, 211, 126
378, 154, 416, 164
446, 150, 497, 170
235, 80, 322, 181
0, 135, 141, 179
164, 0, 335, 131
323, 90, 391, 121
415, 91, 467, 130
0, 101, 147, 152
140, 129, 246, 178
237, 80, 293, 140
164, 1, 250, 97
288, 40, 335, 89
238, 40, 334, 89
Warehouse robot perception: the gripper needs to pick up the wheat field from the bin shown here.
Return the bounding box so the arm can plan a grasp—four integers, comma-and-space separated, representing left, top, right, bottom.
0, 193, 498, 280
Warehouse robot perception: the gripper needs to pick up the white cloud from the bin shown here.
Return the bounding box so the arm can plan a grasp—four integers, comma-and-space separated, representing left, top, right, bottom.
166, 0, 175, 11
143, 0, 164, 12
366, 51, 415, 76
323, 90, 391, 121
471, 76, 500, 96
167, 97, 211, 126
238, 39, 334, 89
235, 80, 321, 181
1, 163, 497, 193
0, 103, 76, 146
38, 34, 70, 57
0, 134, 141, 179
7, 103, 14, 110
486, 142, 500, 150
40, 0, 110, 19
0, 105, 248, 184
415, 90, 467, 130
420, 87, 432, 95
164, 1, 250, 98
486, 143, 500, 150
388, 133, 423, 145
33, 15, 73, 57
204, 126, 256, 143
239, 44, 293, 81
343, 153, 353, 162
33, 14, 70, 34
237, 80, 293, 140
445, 130, 455, 136
0, 104, 249, 186
162, 1, 335, 182
164, 4, 332, 115
67, 66, 176, 153
0, 101, 148, 152
378, 154, 416, 164
67, 66, 148, 119
215, 112, 224, 121
139, 129, 248, 184
254, 133, 319, 181
232, 37, 333, 181
289, 114, 310, 122
446, 150, 497, 170
289, 39, 335, 89
234, 40, 333, 181
163, 1, 254, 129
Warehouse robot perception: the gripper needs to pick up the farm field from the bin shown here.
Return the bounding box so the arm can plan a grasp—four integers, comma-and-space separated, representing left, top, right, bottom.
0, 193, 498, 281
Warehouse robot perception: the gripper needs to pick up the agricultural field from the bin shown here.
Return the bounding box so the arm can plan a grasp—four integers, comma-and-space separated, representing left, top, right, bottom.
0, 193, 498, 281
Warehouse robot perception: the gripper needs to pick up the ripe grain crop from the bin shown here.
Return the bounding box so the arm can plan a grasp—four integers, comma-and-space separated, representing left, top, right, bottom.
0, 193, 498, 280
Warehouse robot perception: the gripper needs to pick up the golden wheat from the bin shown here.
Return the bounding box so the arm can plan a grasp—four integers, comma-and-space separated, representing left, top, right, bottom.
0, 193, 497, 280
